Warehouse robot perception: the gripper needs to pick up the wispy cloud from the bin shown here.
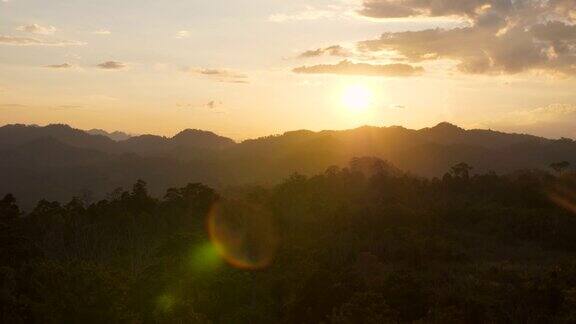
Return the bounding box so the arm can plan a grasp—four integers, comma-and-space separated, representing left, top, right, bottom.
269, 7, 336, 22
44, 63, 73, 69
92, 29, 111, 35
493, 104, 576, 126
177, 100, 226, 113
207, 100, 218, 109
187, 67, 249, 83
16, 23, 57, 35
175, 30, 191, 39
269, 4, 357, 22
479, 104, 576, 139
86, 94, 118, 102
298, 45, 351, 58
0, 35, 85, 46
96, 61, 127, 70
178, 100, 223, 109
293, 60, 423, 77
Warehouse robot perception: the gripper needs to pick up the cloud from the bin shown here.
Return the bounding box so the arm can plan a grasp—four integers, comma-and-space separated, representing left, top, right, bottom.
0, 35, 85, 46
175, 30, 191, 39
223, 80, 250, 84
86, 94, 118, 101
269, 8, 336, 22
93, 29, 111, 35
481, 104, 576, 138
44, 63, 73, 69
178, 100, 223, 110
357, 0, 576, 76
177, 100, 226, 114
16, 23, 57, 35
188, 67, 249, 83
269, 4, 356, 22
195, 68, 247, 78
292, 59, 423, 77
96, 61, 127, 70
207, 100, 218, 109
359, 0, 499, 19
506, 104, 576, 125
298, 45, 351, 58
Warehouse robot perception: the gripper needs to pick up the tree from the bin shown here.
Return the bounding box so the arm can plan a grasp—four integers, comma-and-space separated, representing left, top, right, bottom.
131, 179, 149, 200
324, 165, 341, 177
550, 161, 570, 175
0, 194, 20, 223
350, 157, 397, 177
450, 162, 473, 179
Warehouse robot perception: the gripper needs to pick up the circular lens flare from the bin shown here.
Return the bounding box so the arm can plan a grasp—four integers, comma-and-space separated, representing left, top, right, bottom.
207, 202, 278, 270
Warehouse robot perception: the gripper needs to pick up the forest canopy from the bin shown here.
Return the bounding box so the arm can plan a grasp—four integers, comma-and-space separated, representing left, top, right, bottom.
3, 158, 576, 323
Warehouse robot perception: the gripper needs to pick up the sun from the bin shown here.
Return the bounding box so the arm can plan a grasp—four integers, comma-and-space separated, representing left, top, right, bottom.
341, 85, 373, 111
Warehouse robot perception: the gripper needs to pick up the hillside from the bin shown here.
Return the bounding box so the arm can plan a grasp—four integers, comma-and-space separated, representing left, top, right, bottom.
0, 122, 574, 208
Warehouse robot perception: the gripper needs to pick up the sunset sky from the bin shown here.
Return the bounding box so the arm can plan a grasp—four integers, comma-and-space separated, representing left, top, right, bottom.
1, 0, 576, 140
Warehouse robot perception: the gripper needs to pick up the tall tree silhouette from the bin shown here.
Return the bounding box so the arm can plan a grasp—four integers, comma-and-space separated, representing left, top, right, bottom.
0, 194, 20, 223
550, 161, 570, 175
450, 162, 473, 179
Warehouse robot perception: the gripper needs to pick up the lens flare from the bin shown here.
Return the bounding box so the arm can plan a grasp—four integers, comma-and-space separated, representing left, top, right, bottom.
548, 181, 576, 214
207, 201, 278, 270
189, 242, 223, 273
156, 294, 175, 314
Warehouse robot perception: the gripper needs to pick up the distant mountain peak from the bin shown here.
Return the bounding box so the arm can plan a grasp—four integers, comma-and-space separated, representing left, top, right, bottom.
87, 129, 132, 141
46, 123, 73, 129
0, 123, 119, 154
173, 128, 219, 138
282, 129, 315, 137
171, 129, 235, 149
431, 122, 463, 131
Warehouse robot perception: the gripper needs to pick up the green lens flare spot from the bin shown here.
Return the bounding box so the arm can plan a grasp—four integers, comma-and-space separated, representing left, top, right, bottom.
157, 294, 175, 313
190, 242, 222, 272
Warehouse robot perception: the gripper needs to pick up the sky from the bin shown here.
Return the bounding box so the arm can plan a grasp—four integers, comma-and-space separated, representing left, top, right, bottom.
1, 0, 576, 140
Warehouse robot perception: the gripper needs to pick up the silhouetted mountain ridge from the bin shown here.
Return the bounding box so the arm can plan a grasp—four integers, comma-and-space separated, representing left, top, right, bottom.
87, 129, 132, 141
0, 124, 118, 153
0, 124, 237, 156
1, 122, 574, 208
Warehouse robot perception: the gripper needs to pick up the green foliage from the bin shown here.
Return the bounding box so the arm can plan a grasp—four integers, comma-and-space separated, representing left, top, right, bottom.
5, 159, 576, 322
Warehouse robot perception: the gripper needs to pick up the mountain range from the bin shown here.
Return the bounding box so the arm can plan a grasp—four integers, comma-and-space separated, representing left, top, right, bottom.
87, 129, 132, 141
0, 122, 574, 209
